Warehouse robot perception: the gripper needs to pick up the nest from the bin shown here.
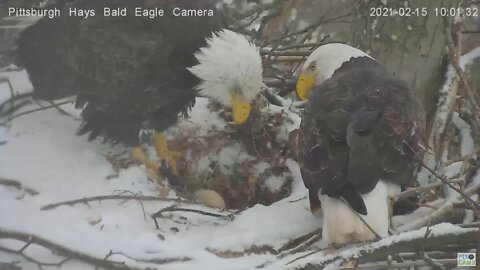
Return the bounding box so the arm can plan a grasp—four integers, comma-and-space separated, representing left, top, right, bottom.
165, 96, 300, 209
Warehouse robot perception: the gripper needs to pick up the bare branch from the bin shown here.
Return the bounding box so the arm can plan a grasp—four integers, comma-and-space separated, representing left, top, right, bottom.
0, 245, 71, 269
151, 206, 234, 229
0, 101, 72, 125
420, 163, 480, 216
0, 227, 149, 270
260, 49, 312, 57
398, 182, 480, 232
41, 194, 196, 210
291, 225, 479, 269
0, 178, 39, 196
277, 228, 322, 253
352, 258, 457, 270
392, 178, 464, 202
274, 40, 335, 51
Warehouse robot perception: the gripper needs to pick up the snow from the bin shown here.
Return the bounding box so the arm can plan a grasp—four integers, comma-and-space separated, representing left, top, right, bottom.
264, 103, 302, 143
0, 71, 322, 269
0, 81, 11, 106
269, 223, 477, 270
1, 68, 32, 95
264, 174, 287, 192
451, 111, 474, 155
168, 97, 227, 138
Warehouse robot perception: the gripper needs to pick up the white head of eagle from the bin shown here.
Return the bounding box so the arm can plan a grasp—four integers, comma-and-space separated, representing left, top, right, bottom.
296, 43, 372, 100
188, 29, 264, 124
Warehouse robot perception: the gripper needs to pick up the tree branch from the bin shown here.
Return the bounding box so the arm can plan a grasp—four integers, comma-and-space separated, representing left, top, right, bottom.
41, 195, 195, 210
420, 163, 480, 216
0, 101, 72, 125
260, 49, 312, 56
392, 178, 464, 202
398, 182, 480, 232
0, 178, 39, 196
352, 258, 457, 270
290, 224, 479, 270
151, 206, 234, 229
0, 227, 150, 270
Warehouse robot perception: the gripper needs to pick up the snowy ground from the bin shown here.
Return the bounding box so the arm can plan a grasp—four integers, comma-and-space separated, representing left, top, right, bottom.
0, 70, 324, 269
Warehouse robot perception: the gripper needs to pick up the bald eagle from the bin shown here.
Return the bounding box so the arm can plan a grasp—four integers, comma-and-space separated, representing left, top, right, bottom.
293, 44, 425, 244
16, 0, 263, 175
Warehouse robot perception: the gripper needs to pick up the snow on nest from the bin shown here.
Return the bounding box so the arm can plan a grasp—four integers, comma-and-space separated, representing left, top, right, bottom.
163, 94, 301, 198
263, 103, 301, 143
166, 97, 227, 139
268, 223, 477, 270
0, 70, 321, 269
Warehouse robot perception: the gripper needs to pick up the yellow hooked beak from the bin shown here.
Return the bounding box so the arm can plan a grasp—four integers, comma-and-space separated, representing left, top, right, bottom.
296, 72, 317, 101
231, 92, 251, 125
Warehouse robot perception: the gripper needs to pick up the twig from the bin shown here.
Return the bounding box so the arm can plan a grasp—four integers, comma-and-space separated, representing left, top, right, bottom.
398, 182, 480, 232
151, 206, 234, 229
266, 12, 352, 46
0, 101, 71, 125
423, 253, 446, 270
274, 40, 335, 51
41, 195, 196, 210
0, 227, 145, 270
342, 199, 382, 240
421, 163, 480, 215
279, 234, 323, 258
288, 196, 306, 203
263, 78, 296, 88
351, 258, 457, 270
0, 245, 71, 269
260, 49, 313, 57
108, 250, 190, 265
0, 85, 32, 113
0, 177, 39, 196
114, 190, 147, 221
286, 250, 322, 265
440, 146, 480, 168
392, 178, 465, 202
291, 224, 479, 269
277, 228, 322, 253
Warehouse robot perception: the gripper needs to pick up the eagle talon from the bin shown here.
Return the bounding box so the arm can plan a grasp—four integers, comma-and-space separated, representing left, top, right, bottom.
131, 147, 162, 183
153, 132, 181, 176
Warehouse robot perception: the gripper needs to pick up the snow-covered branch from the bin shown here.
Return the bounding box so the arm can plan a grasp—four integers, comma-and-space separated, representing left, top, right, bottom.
0, 177, 39, 196
289, 223, 479, 270
0, 227, 188, 270
398, 182, 480, 232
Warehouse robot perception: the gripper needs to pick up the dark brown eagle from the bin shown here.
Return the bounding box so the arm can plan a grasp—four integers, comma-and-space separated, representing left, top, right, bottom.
292, 43, 425, 244
15, 0, 263, 176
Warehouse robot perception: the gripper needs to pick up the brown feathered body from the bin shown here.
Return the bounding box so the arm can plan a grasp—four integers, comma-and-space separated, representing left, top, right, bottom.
294, 56, 425, 243
16, 0, 225, 145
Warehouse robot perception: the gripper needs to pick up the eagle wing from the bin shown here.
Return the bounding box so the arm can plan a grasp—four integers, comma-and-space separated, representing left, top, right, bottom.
16, 0, 225, 145
296, 57, 425, 215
